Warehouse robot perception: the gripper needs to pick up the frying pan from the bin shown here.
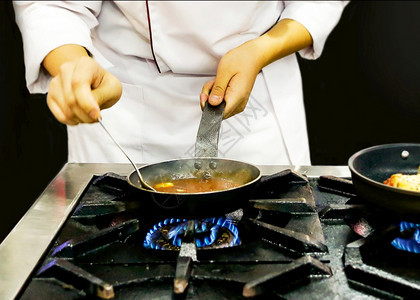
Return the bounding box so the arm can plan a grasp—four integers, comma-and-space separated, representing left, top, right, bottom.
348, 143, 420, 222
127, 102, 261, 218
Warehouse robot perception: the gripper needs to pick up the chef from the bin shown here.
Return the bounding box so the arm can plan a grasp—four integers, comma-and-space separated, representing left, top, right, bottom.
13, 1, 347, 165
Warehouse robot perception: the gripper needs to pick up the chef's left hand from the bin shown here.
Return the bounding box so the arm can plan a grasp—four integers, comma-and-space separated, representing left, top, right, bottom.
200, 40, 263, 119
200, 19, 313, 119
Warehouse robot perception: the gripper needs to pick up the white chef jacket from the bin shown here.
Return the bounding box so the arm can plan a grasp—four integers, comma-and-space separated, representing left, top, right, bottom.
13, 1, 347, 165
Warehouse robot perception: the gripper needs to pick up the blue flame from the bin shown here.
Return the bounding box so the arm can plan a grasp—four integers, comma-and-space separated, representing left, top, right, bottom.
143, 217, 240, 249
391, 221, 420, 254
51, 240, 71, 256
36, 259, 57, 275
143, 218, 186, 248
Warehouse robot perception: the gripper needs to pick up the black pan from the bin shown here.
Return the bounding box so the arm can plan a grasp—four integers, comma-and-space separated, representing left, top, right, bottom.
348, 143, 420, 222
127, 102, 261, 218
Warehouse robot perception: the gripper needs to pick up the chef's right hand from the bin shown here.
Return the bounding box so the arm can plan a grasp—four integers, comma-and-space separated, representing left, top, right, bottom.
46, 55, 122, 125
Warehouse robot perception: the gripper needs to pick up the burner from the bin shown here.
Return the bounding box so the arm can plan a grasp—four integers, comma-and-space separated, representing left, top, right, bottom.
144, 217, 240, 250
391, 221, 420, 253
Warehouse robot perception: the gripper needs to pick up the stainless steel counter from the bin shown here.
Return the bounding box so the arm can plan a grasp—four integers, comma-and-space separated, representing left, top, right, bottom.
0, 163, 350, 300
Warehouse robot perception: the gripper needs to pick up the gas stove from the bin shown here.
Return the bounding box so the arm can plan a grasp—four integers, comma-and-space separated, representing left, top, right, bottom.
1, 164, 419, 299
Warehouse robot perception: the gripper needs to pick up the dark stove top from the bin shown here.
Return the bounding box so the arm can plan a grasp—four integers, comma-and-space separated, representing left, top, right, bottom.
16, 168, 420, 299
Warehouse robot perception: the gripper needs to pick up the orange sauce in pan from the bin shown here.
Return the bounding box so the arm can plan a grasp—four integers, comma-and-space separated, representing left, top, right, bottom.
153, 178, 241, 193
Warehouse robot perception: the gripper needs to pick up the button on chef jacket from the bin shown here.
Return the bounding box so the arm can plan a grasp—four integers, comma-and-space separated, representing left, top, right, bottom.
13, 1, 347, 166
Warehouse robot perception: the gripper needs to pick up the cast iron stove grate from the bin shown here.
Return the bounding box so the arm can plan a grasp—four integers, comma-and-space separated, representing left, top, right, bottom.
20, 169, 331, 299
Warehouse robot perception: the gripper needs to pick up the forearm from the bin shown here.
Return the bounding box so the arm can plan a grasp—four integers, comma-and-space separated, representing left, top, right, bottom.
252, 18, 313, 69
42, 44, 90, 77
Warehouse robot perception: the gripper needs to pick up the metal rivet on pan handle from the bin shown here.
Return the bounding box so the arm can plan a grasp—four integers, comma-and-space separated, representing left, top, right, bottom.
209, 160, 217, 169
401, 150, 410, 159
194, 161, 202, 169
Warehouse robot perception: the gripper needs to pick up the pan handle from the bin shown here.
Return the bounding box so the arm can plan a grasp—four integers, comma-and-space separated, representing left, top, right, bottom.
194, 101, 225, 158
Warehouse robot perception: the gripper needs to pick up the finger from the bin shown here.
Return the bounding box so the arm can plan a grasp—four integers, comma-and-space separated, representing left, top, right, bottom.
59, 62, 77, 111
200, 79, 215, 109
49, 76, 82, 124
47, 93, 79, 125
223, 74, 251, 119
58, 63, 93, 123
208, 68, 234, 106
72, 104, 97, 123
74, 82, 100, 121
72, 58, 102, 121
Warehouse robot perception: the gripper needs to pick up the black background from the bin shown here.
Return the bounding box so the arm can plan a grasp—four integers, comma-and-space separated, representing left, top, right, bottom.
0, 1, 419, 242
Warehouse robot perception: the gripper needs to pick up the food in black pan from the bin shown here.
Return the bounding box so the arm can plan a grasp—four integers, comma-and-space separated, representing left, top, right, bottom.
383, 166, 420, 192
384, 173, 420, 192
